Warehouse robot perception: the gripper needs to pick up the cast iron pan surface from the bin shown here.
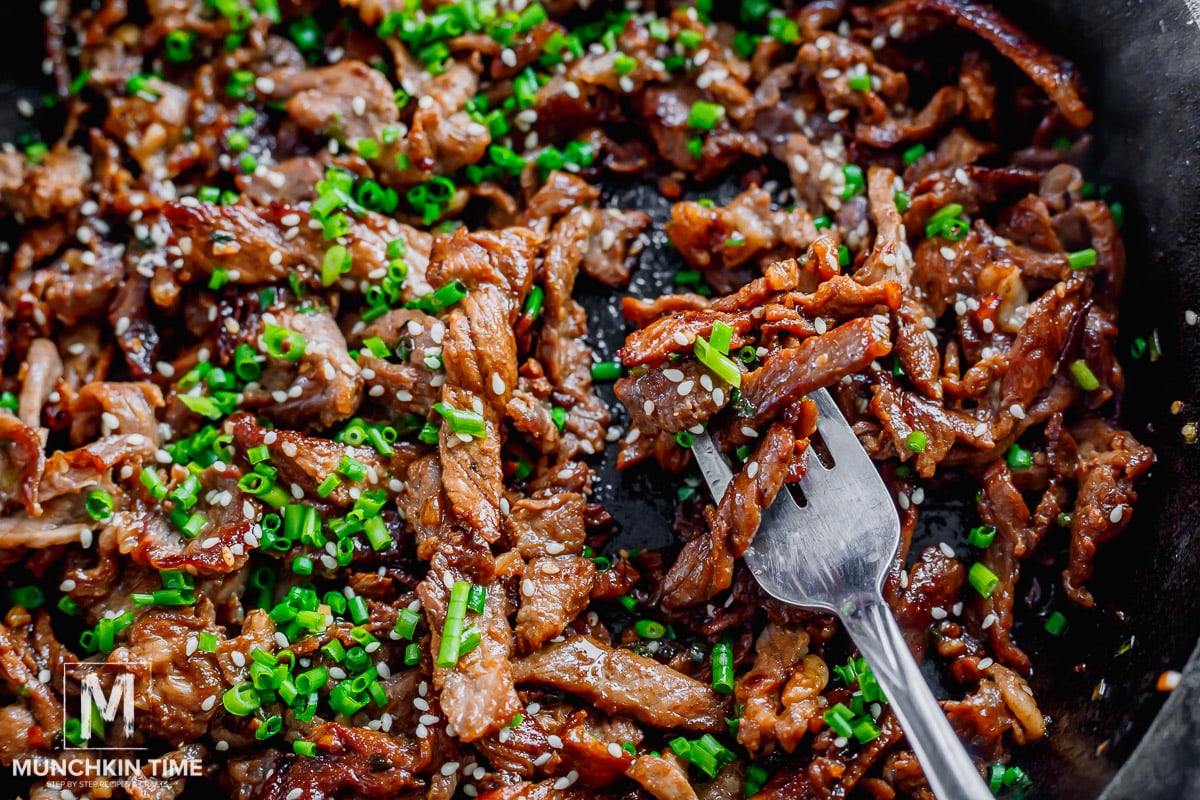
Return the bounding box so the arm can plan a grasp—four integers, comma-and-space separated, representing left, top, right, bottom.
1, 1, 1199, 797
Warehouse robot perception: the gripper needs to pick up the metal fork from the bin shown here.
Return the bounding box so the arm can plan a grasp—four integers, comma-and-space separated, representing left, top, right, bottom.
692, 389, 993, 800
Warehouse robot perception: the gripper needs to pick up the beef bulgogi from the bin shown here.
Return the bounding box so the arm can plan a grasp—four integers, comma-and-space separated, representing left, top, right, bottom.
0, 1, 1150, 798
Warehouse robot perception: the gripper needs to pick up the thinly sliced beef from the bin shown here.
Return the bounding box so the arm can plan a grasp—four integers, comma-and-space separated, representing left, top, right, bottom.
417, 553, 522, 742
661, 423, 795, 609
515, 556, 596, 654
739, 316, 892, 432
512, 636, 731, 732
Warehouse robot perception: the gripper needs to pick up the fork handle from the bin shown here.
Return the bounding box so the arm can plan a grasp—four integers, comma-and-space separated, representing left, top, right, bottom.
839, 593, 994, 800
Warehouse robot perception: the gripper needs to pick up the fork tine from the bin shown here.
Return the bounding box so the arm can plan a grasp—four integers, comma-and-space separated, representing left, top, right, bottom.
690, 431, 734, 502
810, 389, 870, 467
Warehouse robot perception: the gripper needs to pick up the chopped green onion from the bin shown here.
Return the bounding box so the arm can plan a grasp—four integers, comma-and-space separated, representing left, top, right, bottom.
591, 360, 622, 381
838, 245, 851, 267
263, 325, 306, 361
1006, 443, 1033, 470
841, 164, 865, 199
8, 585, 44, 610
925, 203, 969, 240
709, 321, 733, 354
673, 430, 694, 448
459, 627, 482, 657
394, 608, 421, 640
1067, 248, 1097, 270
1069, 359, 1100, 391
86, 489, 114, 521
433, 403, 487, 438
437, 580, 471, 669
902, 143, 927, 166
521, 285, 545, 321
467, 584, 487, 614
222, 682, 260, 716
968, 562, 1001, 598
695, 334, 742, 388
849, 74, 871, 91
409, 280, 468, 314
1044, 611, 1068, 636
688, 100, 725, 130
634, 619, 666, 639
967, 525, 996, 548
550, 406, 568, 431
711, 641, 734, 694
905, 431, 927, 453
894, 190, 911, 213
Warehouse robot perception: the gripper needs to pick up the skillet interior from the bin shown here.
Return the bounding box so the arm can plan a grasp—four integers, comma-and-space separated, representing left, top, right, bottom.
0, 1, 1198, 797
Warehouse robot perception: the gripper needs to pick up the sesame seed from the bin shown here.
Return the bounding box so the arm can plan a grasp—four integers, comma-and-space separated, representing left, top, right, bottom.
673, 332, 690, 346
982, 613, 997, 629
982, 318, 995, 334
931, 607, 948, 620
663, 368, 685, 383
978, 657, 994, 670
1109, 505, 1125, 524
677, 380, 694, 395
643, 400, 655, 415
201, 695, 217, 711
746, 461, 759, 479
231, 651, 246, 667
940, 246, 957, 260
939, 542, 955, 558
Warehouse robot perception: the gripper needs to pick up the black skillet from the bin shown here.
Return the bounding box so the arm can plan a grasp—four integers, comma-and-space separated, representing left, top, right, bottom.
1, 1, 1198, 797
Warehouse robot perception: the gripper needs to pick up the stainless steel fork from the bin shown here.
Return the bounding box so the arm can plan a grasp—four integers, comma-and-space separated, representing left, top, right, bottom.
692, 388, 993, 800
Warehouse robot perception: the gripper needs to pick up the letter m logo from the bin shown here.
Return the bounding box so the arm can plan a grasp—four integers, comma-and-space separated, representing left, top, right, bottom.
81, 670, 135, 740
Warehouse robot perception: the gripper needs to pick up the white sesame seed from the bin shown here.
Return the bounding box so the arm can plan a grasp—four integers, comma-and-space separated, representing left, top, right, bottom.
287, 789, 303, 800
746, 461, 759, 479
201, 695, 217, 711
939, 542, 955, 558
231, 651, 246, 668
441, 761, 461, 776
940, 246, 957, 260
930, 607, 948, 620
978, 657, 994, 670
1187, 310, 1198, 326
663, 368, 685, 383
982, 613, 997, 629
673, 332, 690, 346
1110, 505, 1125, 524
547, 735, 564, 749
